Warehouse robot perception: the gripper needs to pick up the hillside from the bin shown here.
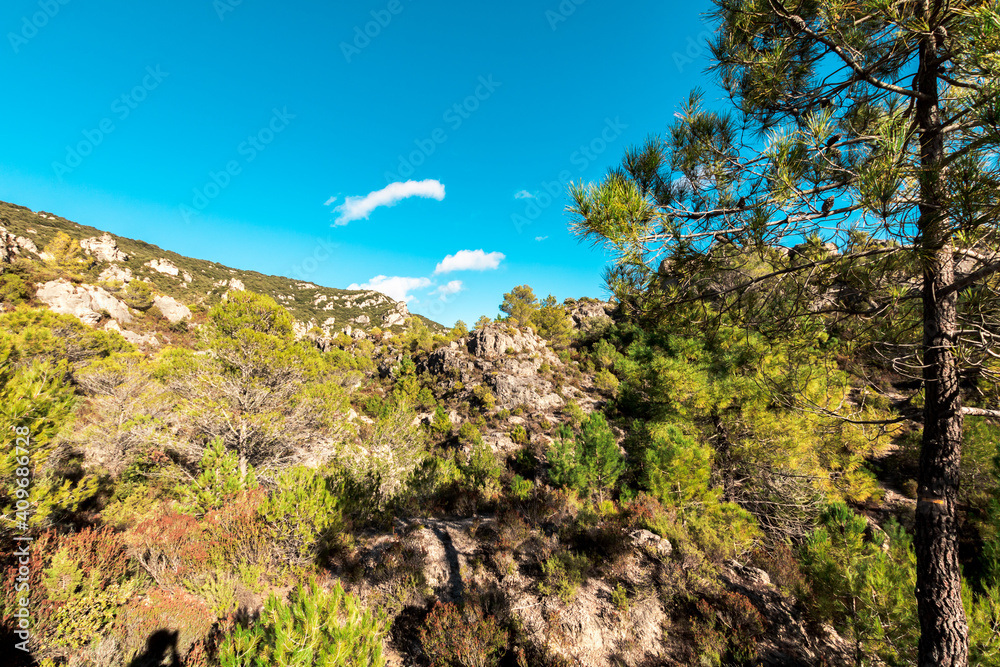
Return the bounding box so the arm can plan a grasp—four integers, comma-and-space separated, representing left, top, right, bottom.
0, 199, 440, 337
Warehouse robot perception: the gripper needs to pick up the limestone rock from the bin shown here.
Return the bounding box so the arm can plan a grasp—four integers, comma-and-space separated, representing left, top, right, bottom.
0, 226, 40, 262
467, 323, 548, 360
36, 279, 132, 325
485, 372, 563, 411
145, 258, 180, 276
104, 320, 159, 347
152, 295, 191, 323
353, 314, 371, 325
382, 301, 409, 327
80, 233, 128, 263
568, 299, 615, 329
630, 529, 672, 558
99, 264, 133, 284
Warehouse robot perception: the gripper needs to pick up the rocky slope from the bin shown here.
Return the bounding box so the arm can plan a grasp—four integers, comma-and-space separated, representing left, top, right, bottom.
0, 200, 435, 340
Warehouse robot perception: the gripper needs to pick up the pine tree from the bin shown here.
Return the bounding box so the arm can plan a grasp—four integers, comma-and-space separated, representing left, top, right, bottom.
569, 3, 1000, 662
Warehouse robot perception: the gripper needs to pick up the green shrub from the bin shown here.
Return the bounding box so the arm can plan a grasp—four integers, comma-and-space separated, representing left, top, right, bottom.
258, 467, 343, 565
178, 438, 259, 515
419, 600, 508, 667
547, 414, 623, 502
0, 273, 31, 305
472, 384, 496, 411
218, 578, 388, 667
799, 504, 918, 666
509, 424, 529, 445
122, 281, 155, 310
593, 369, 620, 395
539, 551, 590, 604
430, 405, 453, 438
458, 422, 482, 446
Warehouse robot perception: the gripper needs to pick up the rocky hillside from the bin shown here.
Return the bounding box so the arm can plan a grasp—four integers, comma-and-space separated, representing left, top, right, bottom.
0, 200, 436, 341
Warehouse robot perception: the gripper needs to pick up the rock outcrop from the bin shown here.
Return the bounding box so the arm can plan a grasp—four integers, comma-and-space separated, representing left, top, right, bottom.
152, 295, 192, 323
0, 226, 39, 262
145, 258, 180, 277
98, 264, 133, 284
104, 320, 159, 347
382, 301, 409, 327
36, 279, 133, 325
80, 233, 128, 263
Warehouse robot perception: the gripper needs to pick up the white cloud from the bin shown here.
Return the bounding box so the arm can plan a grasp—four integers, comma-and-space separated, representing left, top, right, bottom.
434, 280, 464, 300
535, 236, 549, 242
434, 249, 505, 275
515, 190, 535, 199
331, 179, 445, 226
348, 275, 432, 303
324, 196, 338, 206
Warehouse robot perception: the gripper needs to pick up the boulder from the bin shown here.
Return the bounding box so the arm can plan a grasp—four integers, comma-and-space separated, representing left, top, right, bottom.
382, 301, 409, 327
80, 233, 128, 263
467, 323, 547, 360
568, 300, 615, 329
485, 372, 563, 411
630, 529, 672, 558
98, 264, 133, 284
36, 280, 132, 325
152, 295, 191, 323
144, 258, 181, 276
104, 320, 159, 347
0, 226, 40, 262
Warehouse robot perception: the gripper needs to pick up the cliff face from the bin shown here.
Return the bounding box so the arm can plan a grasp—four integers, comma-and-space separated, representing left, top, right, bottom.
0, 200, 438, 340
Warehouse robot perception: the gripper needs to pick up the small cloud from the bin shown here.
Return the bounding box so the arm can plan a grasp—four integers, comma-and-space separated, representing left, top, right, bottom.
535, 236, 549, 242
434, 280, 464, 300
515, 190, 535, 199
434, 249, 505, 275
324, 196, 338, 206
348, 275, 433, 303
331, 179, 446, 226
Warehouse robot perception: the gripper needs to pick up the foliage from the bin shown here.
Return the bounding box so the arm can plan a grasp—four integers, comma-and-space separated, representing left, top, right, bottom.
178, 437, 259, 515
0, 273, 31, 305
546, 413, 623, 502
530, 295, 573, 346
419, 600, 508, 667
258, 466, 342, 565
499, 285, 538, 329
217, 578, 388, 667
799, 504, 918, 666
43, 232, 85, 274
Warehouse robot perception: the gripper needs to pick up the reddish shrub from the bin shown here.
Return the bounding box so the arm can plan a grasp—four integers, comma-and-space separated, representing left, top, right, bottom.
125, 513, 209, 585
59, 526, 130, 587
420, 600, 509, 667
114, 587, 214, 664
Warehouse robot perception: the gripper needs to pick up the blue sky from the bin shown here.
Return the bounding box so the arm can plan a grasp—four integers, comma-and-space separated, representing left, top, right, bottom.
1, 0, 716, 326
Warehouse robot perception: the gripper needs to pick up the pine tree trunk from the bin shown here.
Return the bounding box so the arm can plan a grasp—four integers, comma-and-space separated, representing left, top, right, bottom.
914, 16, 969, 666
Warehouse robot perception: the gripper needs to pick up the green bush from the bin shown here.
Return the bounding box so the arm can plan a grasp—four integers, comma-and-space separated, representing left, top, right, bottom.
509, 424, 529, 445
546, 414, 623, 502
259, 467, 343, 565
419, 601, 508, 667
799, 504, 918, 666
472, 384, 496, 411
218, 578, 388, 667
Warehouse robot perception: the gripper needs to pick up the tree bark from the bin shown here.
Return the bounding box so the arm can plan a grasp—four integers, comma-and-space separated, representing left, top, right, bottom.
914, 10, 969, 665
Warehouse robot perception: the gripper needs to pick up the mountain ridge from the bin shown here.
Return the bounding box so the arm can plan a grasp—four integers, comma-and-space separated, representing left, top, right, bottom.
0, 199, 442, 336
